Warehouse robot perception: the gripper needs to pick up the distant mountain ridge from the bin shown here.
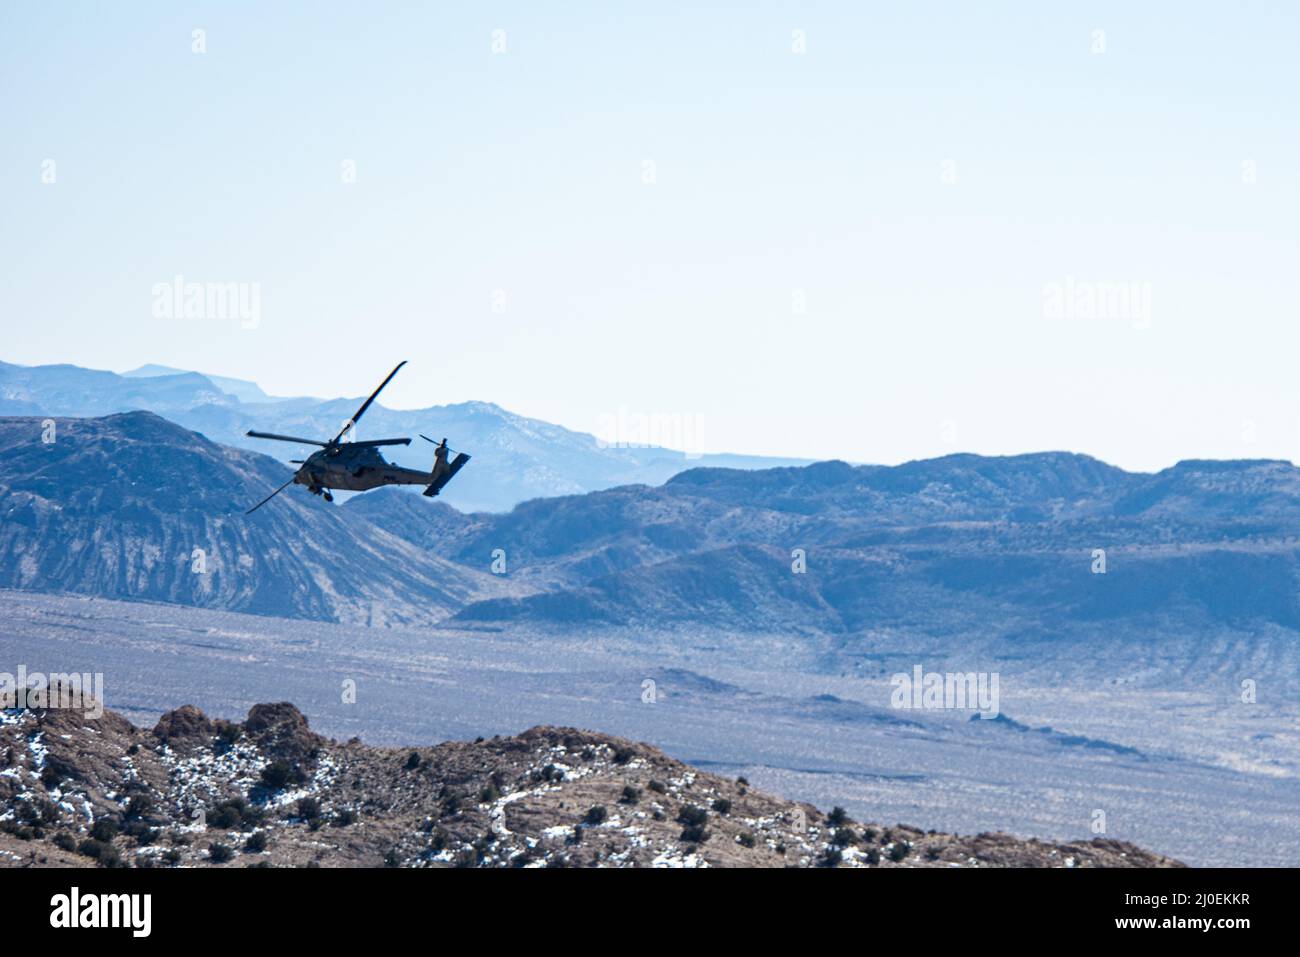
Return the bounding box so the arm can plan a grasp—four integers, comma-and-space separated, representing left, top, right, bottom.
346, 445, 1300, 684
3, 408, 1298, 686
0, 359, 812, 512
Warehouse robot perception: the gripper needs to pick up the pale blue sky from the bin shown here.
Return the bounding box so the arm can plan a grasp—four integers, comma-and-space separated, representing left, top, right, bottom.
2, 2, 1297, 469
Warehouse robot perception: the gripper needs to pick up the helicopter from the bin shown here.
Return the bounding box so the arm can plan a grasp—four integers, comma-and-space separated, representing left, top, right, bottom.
244, 360, 470, 514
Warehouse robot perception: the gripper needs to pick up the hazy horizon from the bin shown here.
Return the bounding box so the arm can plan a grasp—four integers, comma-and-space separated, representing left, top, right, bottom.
3, 2, 1297, 471
7, 352, 1298, 474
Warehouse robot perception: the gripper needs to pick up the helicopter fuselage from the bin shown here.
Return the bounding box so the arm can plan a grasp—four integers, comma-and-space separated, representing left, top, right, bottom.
295, 443, 430, 493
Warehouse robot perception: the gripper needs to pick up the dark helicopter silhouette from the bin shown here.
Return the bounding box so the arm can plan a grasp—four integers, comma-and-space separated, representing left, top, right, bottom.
244, 361, 469, 513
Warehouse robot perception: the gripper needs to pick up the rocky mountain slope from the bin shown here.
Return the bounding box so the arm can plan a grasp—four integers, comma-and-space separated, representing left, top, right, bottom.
0, 700, 1181, 868
0, 359, 810, 512
0, 412, 510, 625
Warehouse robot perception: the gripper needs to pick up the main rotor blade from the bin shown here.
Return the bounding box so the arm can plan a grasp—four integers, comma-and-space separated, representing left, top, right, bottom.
245, 475, 297, 515
333, 360, 407, 445
246, 430, 327, 447
346, 437, 411, 448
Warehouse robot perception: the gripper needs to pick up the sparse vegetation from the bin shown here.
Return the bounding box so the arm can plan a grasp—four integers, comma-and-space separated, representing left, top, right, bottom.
260, 759, 305, 791
831, 827, 857, 847
677, 805, 709, 827
296, 797, 321, 822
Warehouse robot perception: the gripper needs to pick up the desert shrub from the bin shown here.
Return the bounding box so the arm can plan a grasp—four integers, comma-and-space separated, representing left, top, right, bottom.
124, 794, 153, 821
163, 848, 182, 866
97, 844, 124, 868
53, 831, 77, 852
866, 847, 881, 865
77, 838, 106, 859
680, 824, 710, 844
619, 785, 640, 805
827, 806, 850, 826
862, 827, 878, 843
611, 746, 635, 765
711, 798, 732, 815
926, 844, 941, 861
889, 841, 911, 862
736, 776, 749, 786
478, 782, 500, 803
296, 797, 321, 822
208, 842, 233, 864
677, 805, 708, 827
831, 827, 857, 847
90, 818, 119, 842
647, 779, 667, 794
404, 751, 421, 770
208, 803, 242, 830
244, 832, 267, 853
214, 723, 242, 751
583, 805, 608, 826
737, 832, 756, 848
820, 848, 843, 867
2, 823, 34, 840
333, 808, 358, 827
259, 760, 303, 791
430, 827, 450, 852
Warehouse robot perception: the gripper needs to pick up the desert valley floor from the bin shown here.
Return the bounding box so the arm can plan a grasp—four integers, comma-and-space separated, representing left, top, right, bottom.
3, 589, 1296, 867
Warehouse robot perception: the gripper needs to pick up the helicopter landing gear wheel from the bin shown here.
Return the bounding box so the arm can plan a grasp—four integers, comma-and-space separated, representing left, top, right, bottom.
322, 490, 334, 503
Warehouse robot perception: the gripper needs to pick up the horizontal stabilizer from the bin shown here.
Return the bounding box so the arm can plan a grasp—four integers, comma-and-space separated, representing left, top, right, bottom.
423, 452, 470, 497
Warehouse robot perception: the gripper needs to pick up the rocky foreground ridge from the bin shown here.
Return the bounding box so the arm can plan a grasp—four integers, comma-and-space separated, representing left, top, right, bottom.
0, 701, 1183, 868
